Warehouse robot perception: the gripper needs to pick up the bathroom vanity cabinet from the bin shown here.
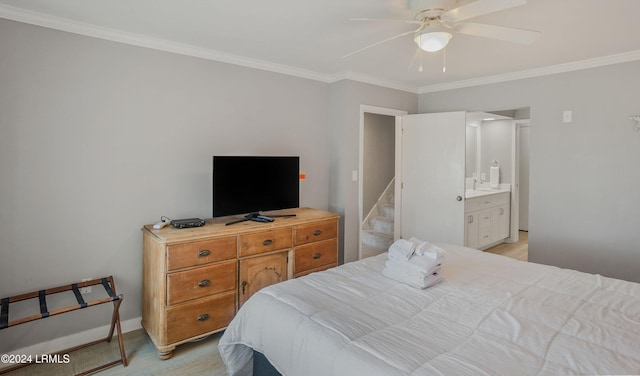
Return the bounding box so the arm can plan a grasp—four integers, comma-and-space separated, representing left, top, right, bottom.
464, 191, 510, 249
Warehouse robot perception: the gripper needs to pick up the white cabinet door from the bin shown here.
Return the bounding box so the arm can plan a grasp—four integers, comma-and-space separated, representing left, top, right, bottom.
492, 205, 510, 240
398, 112, 466, 244
465, 212, 479, 248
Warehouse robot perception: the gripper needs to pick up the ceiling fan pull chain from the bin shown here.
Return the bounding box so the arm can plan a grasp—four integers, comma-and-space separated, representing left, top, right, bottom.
419, 34, 424, 72
418, 33, 424, 72
442, 47, 447, 73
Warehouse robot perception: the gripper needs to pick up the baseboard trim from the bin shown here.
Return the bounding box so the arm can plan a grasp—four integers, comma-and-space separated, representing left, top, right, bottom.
0, 316, 142, 363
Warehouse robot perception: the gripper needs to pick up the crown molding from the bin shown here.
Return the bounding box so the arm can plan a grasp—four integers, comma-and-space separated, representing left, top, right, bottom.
418, 50, 640, 94
0, 4, 334, 84
2, 4, 639, 96
0, 3, 420, 92
0, 4, 416, 93
327, 71, 419, 94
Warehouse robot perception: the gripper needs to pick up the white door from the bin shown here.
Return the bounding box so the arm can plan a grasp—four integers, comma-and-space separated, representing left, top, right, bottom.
398, 112, 466, 245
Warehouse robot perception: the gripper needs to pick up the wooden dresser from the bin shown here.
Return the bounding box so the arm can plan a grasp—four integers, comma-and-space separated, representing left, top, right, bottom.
141, 207, 339, 359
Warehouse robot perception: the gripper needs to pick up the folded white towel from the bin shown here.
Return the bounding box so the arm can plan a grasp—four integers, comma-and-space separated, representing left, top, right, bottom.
388, 239, 416, 261
408, 237, 424, 252
408, 238, 446, 259
490, 165, 499, 188
383, 266, 443, 289
385, 258, 442, 277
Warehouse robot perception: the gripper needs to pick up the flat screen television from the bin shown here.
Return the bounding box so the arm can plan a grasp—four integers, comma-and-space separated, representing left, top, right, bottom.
212, 156, 299, 220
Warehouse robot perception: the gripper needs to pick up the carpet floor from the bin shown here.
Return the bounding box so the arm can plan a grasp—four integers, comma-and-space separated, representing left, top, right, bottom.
2, 329, 228, 376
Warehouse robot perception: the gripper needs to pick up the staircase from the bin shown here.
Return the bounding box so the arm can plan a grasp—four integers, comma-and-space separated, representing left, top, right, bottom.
361, 181, 395, 259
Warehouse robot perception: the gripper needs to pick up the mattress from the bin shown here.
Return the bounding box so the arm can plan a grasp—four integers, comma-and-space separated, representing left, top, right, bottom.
219, 244, 640, 376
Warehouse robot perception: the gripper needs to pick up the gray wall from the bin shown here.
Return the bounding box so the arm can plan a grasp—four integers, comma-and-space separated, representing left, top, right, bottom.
0, 18, 331, 351
420, 60, 640, 283
363, 113, 395, 216
329, 81, 418, 264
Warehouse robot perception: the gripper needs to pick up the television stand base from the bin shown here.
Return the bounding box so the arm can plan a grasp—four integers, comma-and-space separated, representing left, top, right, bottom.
225, 212, 297, 226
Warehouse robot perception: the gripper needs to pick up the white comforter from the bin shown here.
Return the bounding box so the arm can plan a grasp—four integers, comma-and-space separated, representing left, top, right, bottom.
219, 244, 640, 376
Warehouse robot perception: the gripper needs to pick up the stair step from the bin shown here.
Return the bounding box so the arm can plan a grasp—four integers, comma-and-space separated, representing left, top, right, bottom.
361, 229, 394, 250
370, 216, 394, 234
378, 203, 394, 219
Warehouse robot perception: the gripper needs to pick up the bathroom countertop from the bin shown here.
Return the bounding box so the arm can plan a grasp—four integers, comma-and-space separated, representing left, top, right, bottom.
465, 186, 511, 199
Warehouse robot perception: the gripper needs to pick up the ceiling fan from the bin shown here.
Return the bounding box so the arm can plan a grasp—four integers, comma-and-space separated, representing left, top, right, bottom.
343, 0, 540, 59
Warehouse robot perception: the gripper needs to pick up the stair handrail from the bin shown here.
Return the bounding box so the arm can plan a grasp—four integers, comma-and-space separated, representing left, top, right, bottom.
362, 178, 395, 229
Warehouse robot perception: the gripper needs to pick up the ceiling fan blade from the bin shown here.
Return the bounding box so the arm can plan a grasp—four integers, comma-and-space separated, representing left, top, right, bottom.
350, 17, 422, 25
342, 25, 424, 59
455, 22, 540, 44
442, 0, 527, 23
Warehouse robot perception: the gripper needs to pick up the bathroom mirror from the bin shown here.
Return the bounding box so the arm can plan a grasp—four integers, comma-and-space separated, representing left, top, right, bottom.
465, 111, 517, 183
465, 120, 479, 178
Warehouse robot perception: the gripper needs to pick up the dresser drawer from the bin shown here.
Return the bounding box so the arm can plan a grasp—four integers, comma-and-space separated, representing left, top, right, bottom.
478, 196, 493, 209
166, 261, 237, 305
479, 227, 492, 246
295, 219, 338, 245
239, 228, 292, 257
167, 237, 237, 271
166, 291, 236, 344
479, 209, 492, 228
294, 238, 338, 275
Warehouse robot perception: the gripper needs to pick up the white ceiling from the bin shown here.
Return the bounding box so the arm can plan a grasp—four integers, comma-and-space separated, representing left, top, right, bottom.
1, 0, 640, 92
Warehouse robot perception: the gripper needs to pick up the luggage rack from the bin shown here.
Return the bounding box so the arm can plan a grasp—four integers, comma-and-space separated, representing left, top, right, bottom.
0, 276, 127, 375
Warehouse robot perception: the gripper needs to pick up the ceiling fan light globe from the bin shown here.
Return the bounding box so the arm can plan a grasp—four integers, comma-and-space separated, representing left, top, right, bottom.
415, 31, 452, 52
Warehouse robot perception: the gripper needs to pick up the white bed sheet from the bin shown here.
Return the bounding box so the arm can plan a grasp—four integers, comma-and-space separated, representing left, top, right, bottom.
218, 244, 640, 376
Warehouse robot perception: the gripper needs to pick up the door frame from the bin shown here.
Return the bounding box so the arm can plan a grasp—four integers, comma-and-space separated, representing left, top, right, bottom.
358, 105, 407, 259
510, 118, 530, 242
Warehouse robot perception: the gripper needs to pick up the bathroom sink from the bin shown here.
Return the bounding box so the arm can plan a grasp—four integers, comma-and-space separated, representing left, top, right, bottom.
466, 186, 510, 198
474, 187, 497, 191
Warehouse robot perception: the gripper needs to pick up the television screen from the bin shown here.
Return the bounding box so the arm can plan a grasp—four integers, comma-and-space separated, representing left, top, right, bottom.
212, 156, 300, 217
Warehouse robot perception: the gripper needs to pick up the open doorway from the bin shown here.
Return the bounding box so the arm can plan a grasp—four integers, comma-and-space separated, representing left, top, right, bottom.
358, 106, 530, 261
358, 105, 406, 259
484, 111, 530, 261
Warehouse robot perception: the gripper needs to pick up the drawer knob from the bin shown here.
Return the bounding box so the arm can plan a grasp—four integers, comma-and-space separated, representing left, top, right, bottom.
313, 252, 322, 259
198, 279, 211, 287
262, 239, 273, 246
197, 313, 210, 322
313, 230, 322, 236
198, 249, 211, 257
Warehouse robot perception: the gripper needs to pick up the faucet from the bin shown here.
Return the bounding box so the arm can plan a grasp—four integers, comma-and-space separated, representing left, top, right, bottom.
473, 175, 480, 190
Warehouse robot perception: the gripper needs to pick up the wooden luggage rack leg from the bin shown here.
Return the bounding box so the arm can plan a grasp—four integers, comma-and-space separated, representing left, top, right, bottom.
0, 276, 128, 375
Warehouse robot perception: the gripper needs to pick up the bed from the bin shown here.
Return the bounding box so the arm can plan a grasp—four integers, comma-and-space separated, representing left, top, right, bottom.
218, 244, 640, 376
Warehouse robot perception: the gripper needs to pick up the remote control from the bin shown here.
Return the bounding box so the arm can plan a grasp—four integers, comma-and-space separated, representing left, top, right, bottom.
153, 220, 170, 229
256, 215, 274, 222
251, 217, 270, 223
